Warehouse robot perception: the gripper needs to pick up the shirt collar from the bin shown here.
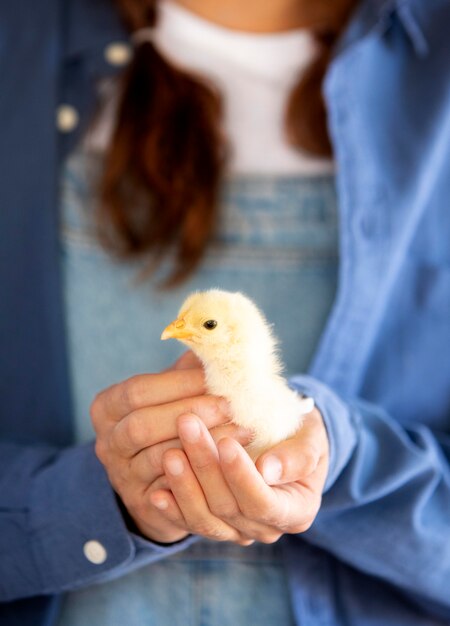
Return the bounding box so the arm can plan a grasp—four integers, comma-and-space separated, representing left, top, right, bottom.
395, 1, 429, 56
337, 0, 429, 58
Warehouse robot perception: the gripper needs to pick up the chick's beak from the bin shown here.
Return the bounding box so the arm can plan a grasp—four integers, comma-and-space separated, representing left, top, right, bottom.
161, 318, 193, 341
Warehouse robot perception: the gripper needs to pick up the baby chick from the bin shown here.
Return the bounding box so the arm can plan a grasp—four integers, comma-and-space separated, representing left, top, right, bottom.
161, 289, 314, 457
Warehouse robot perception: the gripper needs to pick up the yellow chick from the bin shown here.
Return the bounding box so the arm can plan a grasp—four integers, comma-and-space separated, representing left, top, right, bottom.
161, 289, 314, 457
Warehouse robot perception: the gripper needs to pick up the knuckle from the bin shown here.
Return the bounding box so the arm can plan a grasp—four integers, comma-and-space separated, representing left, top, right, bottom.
210, 501, 239, 520
122, 379, 137, 412
89, 394, 102, 428
191, 455, 216, 473
302, 448, 321, 474
260, 512, 279, 527
94, 439, 108, 464
191, 521, 225, 540
210, 398, 224, 418
144, 445, 163, 475
109, 428, 122, 455
189, 519, 206, 535
240, 505, 260, 522
125, 413, 148, 448
190, 396, 226, 421
122, 376, 150, 412
245, 503, 279, 526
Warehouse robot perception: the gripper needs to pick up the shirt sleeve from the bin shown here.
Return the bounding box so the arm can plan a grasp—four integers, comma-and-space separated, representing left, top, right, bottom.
0, 441, 196, 602
289, 374, 450, 619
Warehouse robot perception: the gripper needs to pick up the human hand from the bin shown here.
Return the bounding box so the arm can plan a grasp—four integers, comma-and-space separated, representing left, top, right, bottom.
91, 352, 251, 543
150, 407, 329, 544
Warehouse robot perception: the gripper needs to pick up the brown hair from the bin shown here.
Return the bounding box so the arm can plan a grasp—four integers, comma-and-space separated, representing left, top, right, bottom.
99, 0, 356, 286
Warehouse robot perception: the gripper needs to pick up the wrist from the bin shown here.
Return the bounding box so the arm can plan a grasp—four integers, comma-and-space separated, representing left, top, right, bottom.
115, 492, 190, 545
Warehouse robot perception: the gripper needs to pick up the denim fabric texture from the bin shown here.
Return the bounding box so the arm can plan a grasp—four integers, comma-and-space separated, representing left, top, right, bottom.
58, 541, 295, 626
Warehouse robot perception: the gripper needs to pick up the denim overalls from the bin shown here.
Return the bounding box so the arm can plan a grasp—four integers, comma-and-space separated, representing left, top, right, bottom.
57, 148, 338, 625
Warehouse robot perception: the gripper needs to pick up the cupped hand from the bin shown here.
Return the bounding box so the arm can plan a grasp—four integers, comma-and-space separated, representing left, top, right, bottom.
151, 407, 329, 544
91, 352, 251, 543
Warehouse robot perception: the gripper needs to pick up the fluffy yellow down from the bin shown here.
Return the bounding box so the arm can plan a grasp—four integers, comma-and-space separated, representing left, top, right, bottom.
161, 289, 314, 457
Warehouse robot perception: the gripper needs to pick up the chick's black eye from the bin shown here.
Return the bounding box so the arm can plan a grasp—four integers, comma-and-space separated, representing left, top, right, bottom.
203, 320, 218, 330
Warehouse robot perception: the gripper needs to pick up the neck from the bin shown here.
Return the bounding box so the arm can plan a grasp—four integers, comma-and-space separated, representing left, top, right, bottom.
170, 0, 351, 33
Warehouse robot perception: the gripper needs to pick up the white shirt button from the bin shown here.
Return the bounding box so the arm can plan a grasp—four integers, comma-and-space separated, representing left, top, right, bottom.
104, 42, 132, 67
56, 104, 79, 133
83, 540, 107, 564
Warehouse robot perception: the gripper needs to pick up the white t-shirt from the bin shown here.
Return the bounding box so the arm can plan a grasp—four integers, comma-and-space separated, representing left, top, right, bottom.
86, 0, 334, 176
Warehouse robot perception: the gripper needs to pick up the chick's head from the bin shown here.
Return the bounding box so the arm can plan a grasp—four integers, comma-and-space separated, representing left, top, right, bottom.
161, 289, 277, 364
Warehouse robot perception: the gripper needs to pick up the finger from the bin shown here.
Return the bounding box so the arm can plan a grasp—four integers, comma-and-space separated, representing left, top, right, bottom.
149, 485, 255, 547
111, 395, 230, 457
255, 409, 328, 485
129, 421, 253, 485
149, 474, 171, 491
173, 351, 203, 371
177, 415, 241, 522
149, 489, 187, 529
128, 487, 190, 543
256, 442, 319, 486
218, 438, 318, 535
217, 438, 283, 527
209, 423, 254, 448
131, 438, 183, 483
91, 369, 206, 425
130, 420, 253, 484
162, 350, 203, 373
163, 449, 243, 543
300, 452, 329, 495
178, 417, 282, 542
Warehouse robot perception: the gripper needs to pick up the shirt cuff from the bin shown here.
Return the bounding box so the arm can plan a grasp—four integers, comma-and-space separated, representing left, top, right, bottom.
289, 375, 360, 491
29, 442, 197, 594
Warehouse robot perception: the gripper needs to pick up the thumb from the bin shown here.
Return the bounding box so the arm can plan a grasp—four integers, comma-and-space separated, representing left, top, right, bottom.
255, 413, 325, 485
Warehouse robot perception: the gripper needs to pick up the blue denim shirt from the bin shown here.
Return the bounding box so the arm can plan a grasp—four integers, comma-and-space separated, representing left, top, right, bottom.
1, 1, 450, 625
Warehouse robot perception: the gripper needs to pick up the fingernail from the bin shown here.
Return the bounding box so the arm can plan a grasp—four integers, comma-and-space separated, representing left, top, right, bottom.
219, 439, 237, 463
179, 418, 201, 443
262, 456, 282, 484
166, 456, 184, 476
240, 539, 255, 546
153, 498, 168, 510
